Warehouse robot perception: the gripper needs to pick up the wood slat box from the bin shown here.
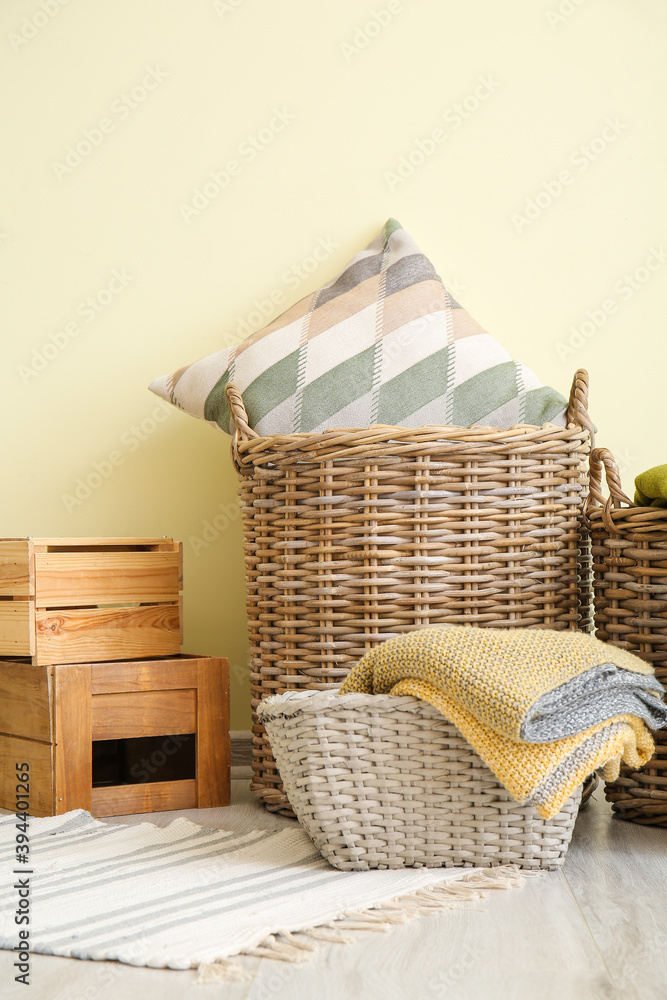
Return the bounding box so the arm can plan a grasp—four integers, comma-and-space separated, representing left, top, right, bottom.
0, 537, 182, 665
0, 655, 230, 817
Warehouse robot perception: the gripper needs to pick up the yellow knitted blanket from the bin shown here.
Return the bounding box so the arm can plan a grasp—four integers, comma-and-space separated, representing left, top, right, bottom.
339, 627, 664, 819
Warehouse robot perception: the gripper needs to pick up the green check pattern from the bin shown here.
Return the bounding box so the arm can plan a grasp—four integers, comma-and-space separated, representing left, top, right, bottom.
149, 220, 568, 435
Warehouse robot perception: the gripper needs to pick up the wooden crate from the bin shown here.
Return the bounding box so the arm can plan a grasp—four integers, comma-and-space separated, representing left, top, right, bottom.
0, 655, 230, 817
0, 537, 182, 665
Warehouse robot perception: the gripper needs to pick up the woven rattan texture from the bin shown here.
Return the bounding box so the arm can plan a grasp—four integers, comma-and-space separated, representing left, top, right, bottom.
259, 691, 582, 870
586, 448, 667, 826
229, 371, 594, 815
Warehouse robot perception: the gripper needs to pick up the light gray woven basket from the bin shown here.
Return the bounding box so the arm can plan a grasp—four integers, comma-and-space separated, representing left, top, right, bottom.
258, 689, 582, 872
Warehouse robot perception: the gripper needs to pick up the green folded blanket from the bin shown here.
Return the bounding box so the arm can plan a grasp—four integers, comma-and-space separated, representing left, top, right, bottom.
635, 463, 667, 507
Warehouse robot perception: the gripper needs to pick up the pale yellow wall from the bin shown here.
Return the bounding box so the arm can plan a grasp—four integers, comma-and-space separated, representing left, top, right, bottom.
2, 0, 666, 729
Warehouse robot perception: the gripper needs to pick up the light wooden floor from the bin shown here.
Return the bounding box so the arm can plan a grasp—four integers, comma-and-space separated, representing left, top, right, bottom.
2, 776, 666, 1000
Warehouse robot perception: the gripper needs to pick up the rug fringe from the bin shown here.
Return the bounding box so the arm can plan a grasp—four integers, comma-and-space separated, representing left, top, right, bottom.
327, 864, 538, 928
244, 935, 314, 963
196, 958, 250, 983
301, 926, 355, 944
197, 863, 541, 982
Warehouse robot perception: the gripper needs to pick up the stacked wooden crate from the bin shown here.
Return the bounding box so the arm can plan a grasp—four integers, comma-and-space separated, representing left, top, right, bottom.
0, 537, 230, 817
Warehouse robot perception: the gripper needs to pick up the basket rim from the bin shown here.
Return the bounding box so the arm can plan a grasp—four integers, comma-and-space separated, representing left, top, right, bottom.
257, 688, 444, 721
232, 425, 593, 473
232, 419, 590, 459
587, 504, 667, 537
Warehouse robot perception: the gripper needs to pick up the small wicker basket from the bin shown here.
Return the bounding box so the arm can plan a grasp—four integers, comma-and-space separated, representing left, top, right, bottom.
258, 690, 582, 871
228, 370, 595, 815
585, 447, 667, 826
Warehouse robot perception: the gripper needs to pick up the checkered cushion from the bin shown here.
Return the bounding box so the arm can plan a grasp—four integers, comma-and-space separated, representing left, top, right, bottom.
149, 220, 567, 434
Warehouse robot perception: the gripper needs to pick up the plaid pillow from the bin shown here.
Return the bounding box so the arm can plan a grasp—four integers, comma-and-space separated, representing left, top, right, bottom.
149, 220, 567, 434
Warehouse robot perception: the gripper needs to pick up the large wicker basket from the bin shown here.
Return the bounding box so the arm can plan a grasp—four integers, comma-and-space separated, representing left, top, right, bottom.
227, 370, 595, 815
258, 690, 582, 871
585, 447, 667, 826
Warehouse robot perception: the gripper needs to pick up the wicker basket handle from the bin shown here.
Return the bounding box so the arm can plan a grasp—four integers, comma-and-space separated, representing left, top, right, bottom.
587, 447, 633, 508
226, 383, 258, 449
566, 369, 594, 442
584, 448, 634, 533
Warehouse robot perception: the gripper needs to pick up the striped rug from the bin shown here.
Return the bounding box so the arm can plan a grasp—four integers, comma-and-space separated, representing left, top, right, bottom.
0, 810, 530, 975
